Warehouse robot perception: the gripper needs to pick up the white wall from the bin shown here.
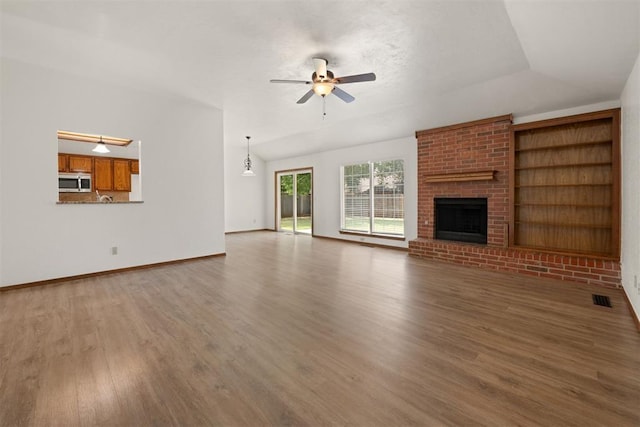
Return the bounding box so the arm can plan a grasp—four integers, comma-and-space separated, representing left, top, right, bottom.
224, 143, 266, 232
264, 137, 417, 248
0, 59, 225, 286
621, 51, 640, 320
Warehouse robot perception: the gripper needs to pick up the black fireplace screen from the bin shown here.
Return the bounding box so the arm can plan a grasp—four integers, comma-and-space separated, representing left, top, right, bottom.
434, 198, 488, 244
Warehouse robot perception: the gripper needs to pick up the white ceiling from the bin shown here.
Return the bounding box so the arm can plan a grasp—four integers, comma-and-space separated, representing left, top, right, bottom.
2, 1, 638, 161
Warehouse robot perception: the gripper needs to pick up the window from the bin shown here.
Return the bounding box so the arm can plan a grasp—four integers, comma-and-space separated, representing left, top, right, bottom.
341, 159, 404, 237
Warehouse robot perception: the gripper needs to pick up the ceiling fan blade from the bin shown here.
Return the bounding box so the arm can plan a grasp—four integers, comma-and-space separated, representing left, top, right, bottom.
270, 79, 312, 84
332, 86, 355, 103
296, 89, 315, 104
312, 57, 328, 79
334, 72, 376, 84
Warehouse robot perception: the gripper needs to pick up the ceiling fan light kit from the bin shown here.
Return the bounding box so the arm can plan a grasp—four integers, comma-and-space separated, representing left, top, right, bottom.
313, 81, 334, 97
270, 57, 376, 115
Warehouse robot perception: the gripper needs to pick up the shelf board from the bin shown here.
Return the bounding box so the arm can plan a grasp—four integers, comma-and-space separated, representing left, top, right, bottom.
515, 162, 611, 171
425, 170, 495, 183
515, 139, 612, 153
515, 183, 612, 188
515, 203, 611, 208
515, 220, 612, 230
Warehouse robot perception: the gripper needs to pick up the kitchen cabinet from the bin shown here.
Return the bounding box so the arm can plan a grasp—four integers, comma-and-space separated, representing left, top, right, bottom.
68, 155, 92, 173
58, 154, 68, 172
94, 158, 113, 191
113, 159, 131, 191
58, 154, 92, 173
60, 152, 135, 192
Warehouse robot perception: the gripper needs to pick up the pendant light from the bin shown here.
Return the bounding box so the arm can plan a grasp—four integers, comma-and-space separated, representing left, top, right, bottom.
242, 136, 255, 176
92, 136, 110, 154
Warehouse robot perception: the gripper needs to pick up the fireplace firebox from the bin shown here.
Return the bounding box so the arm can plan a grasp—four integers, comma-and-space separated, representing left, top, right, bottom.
434, 198, 487, 244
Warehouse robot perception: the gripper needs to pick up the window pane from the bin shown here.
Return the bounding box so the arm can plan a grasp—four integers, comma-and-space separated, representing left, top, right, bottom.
296, 172, 312, 234
343, 163, 370, 233
372, 160, 404, 235
280, 174, 294, 232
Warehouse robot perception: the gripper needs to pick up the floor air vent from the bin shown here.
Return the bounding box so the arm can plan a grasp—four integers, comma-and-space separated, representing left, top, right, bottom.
592, 294, 612, 308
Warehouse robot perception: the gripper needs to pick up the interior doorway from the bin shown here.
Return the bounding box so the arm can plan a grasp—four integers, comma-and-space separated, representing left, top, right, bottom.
276, 168, 313, 235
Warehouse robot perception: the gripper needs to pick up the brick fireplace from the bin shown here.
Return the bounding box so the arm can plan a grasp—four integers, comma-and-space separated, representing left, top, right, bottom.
408, 114, 621, 288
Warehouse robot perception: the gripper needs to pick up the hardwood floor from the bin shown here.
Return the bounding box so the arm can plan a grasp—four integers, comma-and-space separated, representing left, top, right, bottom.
1, 231, 639, 426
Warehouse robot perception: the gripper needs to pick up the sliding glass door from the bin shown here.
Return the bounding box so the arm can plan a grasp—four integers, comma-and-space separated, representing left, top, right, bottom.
276, 169, 313, 235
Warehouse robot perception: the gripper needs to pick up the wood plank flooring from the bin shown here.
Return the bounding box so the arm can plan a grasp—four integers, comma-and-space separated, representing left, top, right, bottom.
1, 231, 639, 426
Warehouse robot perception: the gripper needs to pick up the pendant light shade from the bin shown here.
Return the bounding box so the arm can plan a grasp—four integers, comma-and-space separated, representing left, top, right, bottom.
242, 136, 255, 177
92, 136, 110, 154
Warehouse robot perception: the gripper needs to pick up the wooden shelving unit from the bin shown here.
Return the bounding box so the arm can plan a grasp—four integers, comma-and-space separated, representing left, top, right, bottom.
511, 111, 620, 256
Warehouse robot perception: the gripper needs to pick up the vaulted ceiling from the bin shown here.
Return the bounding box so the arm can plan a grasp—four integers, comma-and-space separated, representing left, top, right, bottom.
2, 1, 638, 160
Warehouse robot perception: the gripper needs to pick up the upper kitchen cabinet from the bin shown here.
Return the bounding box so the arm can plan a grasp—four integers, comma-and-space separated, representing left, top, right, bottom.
113, 159, 131, 191
68, 155, 92, 173
130, 160, 140, 175
58, 154, 67, 172
58, 154, 92, 173
94, 158, 113, 191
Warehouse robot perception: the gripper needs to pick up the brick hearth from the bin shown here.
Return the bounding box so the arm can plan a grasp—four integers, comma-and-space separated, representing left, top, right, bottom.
408, 114, 621, 288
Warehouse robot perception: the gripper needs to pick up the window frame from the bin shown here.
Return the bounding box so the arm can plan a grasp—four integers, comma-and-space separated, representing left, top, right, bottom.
340, 158, 406, 239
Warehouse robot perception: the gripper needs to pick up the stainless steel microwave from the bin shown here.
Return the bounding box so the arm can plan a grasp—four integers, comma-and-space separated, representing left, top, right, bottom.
59, 173, 92, 192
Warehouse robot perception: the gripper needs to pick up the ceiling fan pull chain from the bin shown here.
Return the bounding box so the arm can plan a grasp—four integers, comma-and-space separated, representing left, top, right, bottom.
322, 95, 327, 119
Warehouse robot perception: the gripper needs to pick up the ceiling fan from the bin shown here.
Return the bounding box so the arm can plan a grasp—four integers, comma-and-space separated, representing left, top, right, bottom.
270, 58, 376, 104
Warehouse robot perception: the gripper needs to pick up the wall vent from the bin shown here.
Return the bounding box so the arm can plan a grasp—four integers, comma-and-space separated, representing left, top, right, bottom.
592, 294, 612, 308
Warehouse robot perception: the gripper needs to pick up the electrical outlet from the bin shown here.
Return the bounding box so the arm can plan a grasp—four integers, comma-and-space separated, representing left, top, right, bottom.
111, 246, 118, 255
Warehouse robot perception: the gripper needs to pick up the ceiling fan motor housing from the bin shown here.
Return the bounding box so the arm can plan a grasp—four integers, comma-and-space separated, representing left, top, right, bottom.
312, 70, 334, 83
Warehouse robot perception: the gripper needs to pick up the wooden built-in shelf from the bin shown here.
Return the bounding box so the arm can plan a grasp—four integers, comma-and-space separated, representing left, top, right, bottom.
515, 203, 611, 208
515, 139, 612, 153
516, 220, 611, 229
511, 109, 619, 257
425, 170, 495, 183
515, 183, 611, 188
515, 162, 611, 171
